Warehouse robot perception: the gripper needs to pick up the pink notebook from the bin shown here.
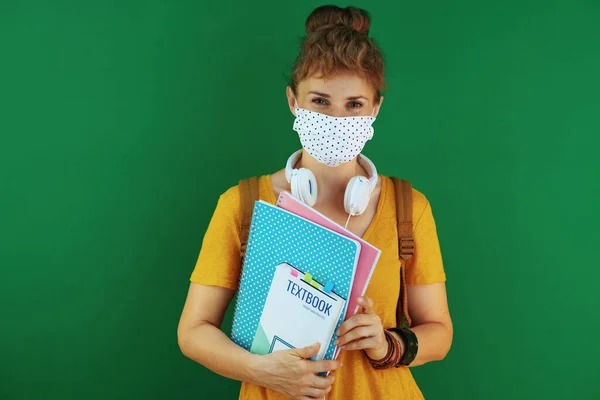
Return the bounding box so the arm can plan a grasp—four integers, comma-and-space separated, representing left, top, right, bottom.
276, 191, 381, 358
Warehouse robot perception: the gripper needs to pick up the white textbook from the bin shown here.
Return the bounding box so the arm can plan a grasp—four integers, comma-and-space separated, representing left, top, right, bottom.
249, 262, 346, 360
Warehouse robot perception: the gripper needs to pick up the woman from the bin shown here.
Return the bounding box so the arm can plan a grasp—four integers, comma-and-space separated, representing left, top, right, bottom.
178, 5, 453, 400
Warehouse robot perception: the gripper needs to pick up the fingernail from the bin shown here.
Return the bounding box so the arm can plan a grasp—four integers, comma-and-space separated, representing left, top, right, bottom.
358, 297, 364, 303
336, 330, 340, 336
339, 346, 345, 350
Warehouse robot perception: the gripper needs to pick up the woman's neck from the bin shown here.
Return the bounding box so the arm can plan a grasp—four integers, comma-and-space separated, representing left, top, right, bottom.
295, 149, 369, 201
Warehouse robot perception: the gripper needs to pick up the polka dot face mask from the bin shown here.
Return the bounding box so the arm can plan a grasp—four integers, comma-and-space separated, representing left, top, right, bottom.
292, 100, 376, 167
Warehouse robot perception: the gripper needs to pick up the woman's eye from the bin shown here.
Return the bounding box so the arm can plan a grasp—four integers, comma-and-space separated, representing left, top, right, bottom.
310, 99, 362, 108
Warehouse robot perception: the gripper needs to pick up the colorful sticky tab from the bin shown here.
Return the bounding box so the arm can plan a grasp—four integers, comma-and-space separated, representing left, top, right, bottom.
290, 269, 298, 278
303, 272, 320, 289
304, 272, 312, 284
324, 281, 334, 294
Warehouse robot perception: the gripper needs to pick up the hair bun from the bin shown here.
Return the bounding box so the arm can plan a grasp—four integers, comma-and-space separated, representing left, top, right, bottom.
305, 5, 371, 36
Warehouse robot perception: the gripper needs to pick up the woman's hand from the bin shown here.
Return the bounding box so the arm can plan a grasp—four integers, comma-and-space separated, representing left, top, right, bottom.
334, 297, 388, 361
251, 342, 342, 400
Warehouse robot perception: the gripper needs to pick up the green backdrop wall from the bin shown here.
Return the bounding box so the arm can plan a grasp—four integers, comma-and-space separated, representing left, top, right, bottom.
1, 1, 599, 399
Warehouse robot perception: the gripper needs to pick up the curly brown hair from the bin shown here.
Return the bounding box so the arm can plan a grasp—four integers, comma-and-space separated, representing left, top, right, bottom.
289, 5, 386, 103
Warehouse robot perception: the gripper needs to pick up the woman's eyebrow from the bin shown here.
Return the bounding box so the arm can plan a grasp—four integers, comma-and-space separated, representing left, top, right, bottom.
346, 96, 368, 101
308, 91, 368, 101
308, 91, 331, 97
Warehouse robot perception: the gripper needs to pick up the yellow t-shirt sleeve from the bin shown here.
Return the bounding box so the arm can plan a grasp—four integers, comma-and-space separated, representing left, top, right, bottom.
405, 189, 447, 285
190, 185, 242, 290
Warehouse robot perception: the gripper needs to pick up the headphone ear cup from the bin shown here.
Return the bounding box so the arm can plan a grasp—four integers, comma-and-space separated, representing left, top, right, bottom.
296, 168, 318, 207
344, 176, 371, 216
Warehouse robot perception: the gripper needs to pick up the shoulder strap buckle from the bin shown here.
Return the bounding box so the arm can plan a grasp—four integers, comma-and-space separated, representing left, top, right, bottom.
399, 237, 415, 260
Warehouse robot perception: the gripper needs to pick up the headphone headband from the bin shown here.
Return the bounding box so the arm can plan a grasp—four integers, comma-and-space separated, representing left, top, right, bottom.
356, 153, 378, 193
285, 149, 303, 183
285, 150, 377, 193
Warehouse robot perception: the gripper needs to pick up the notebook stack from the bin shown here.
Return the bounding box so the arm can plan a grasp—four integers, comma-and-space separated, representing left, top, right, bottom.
230, 192, 381, 361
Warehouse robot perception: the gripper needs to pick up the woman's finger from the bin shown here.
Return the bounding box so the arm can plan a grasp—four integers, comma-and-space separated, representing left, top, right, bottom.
310, 374, 335, 389
337, 314, 374, 336
298, 395, 328, 400
341, 336, 379, 351
335, 326, 375, 347
358, 297, 375, 314
301, 385, 330, 398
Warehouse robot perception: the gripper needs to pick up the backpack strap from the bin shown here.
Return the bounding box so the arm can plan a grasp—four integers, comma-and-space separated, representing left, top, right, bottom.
392, 177, 415, 328
239, 176, 259, 263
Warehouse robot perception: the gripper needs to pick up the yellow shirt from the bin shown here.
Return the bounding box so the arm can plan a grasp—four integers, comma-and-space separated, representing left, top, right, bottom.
191, 175, 447, 400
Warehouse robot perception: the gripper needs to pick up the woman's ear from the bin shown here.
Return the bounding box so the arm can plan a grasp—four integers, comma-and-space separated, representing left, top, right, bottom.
286, 86, 297, 116
373, 95, 384, 118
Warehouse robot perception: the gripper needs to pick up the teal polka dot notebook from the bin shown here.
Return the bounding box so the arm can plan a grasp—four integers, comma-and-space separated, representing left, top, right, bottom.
231, 200, 361, 361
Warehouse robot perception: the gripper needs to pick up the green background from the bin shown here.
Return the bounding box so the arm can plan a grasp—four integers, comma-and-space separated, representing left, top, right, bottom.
1, 1, 599, 399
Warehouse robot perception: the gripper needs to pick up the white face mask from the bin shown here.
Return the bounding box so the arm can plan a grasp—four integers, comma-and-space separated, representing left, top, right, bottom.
292, 99, 376, 167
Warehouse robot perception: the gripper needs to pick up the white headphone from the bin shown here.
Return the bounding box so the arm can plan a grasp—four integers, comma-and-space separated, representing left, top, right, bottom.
284, 149, 378, 216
